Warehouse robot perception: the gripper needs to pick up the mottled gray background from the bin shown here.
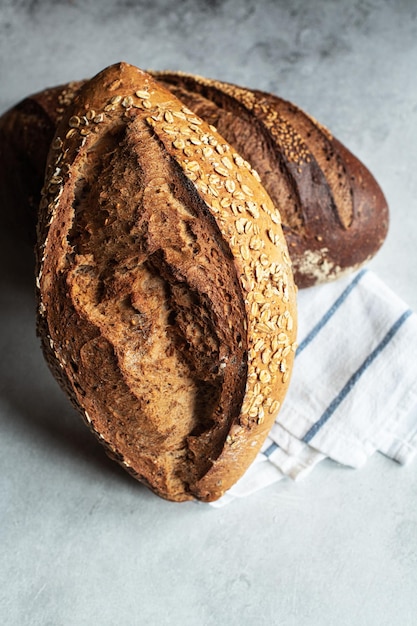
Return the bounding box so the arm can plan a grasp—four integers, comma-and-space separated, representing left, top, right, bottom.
1, 1, 417, 625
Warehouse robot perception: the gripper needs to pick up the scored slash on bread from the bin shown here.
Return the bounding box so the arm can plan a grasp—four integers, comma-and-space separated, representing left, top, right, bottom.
0, 68, 388, 288
36, 62, 297, 502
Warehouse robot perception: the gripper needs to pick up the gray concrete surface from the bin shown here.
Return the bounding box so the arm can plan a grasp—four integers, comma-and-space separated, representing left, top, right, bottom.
1, 1, 417, 625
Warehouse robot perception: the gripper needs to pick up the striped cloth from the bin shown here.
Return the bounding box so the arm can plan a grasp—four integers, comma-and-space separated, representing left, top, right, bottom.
212, 269, 417, 507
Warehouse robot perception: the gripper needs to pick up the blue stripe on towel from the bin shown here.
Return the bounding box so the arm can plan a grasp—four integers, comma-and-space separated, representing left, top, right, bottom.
263, 442, 279, 457
296, 269, 367, 356
302, 309, 413, 443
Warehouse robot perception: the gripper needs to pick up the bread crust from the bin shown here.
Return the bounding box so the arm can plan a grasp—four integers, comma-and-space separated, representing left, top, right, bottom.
0, 82, 84, 241
36, 63, 297, 502
1, 71, 388, 287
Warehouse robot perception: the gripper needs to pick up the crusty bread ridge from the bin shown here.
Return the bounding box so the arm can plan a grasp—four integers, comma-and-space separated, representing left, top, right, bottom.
1, 71, 388, 287
37, 62, 297, 502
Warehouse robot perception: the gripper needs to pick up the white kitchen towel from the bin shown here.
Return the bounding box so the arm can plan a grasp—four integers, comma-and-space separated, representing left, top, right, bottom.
211, 269, 417, 507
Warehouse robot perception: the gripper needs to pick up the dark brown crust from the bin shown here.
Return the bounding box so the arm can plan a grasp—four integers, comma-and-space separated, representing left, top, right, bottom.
154, 72, 389, 287
36, 63, 297, 502
0, 72, 388, 288
0, 82, 84, 242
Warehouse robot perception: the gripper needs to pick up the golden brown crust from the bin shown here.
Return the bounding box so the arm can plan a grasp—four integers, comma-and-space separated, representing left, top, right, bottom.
37, 63, 297, 502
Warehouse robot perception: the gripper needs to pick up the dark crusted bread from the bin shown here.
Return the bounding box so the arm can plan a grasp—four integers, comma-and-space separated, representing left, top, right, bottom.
36, 62, 297, 502
0, 72, 388, 287
0, 82, 84, 242
154, 71, 389, 288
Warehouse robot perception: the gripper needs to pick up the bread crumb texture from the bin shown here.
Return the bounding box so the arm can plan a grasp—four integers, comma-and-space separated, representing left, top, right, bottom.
36, 63, 297, 502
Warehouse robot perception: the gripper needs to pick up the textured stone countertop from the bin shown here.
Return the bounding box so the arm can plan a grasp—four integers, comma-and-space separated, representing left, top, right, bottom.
1, 1, 416, 625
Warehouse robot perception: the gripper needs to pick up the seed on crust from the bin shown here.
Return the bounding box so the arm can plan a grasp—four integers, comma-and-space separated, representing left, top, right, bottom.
173, 138, 186, 150
69, 115, 81, 128
246, 202, 259, 219
239, 245, 250, 261
122, 96, 133, 108
135, 89, 150, 99
214, 165, 229, 177
261, 348, 272, 364
202, 146, 213, 158
269, 400, 281, 415
221, 156, 233, 170
235, 218, 246, 234
225, 179, 236, 193
241, 184, 254, 197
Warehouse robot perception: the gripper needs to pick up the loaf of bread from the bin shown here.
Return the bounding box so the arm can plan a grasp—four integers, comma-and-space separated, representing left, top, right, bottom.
0, 70, 388, 287
37, 62, 297, 502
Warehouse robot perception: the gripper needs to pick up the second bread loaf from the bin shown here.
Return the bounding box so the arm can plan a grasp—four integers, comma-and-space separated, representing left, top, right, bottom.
155, 71, 389, 288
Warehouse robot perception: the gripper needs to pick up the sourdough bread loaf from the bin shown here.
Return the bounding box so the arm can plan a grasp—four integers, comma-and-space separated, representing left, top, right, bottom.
37, 62, 297, 502
1, 71, 388, 287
